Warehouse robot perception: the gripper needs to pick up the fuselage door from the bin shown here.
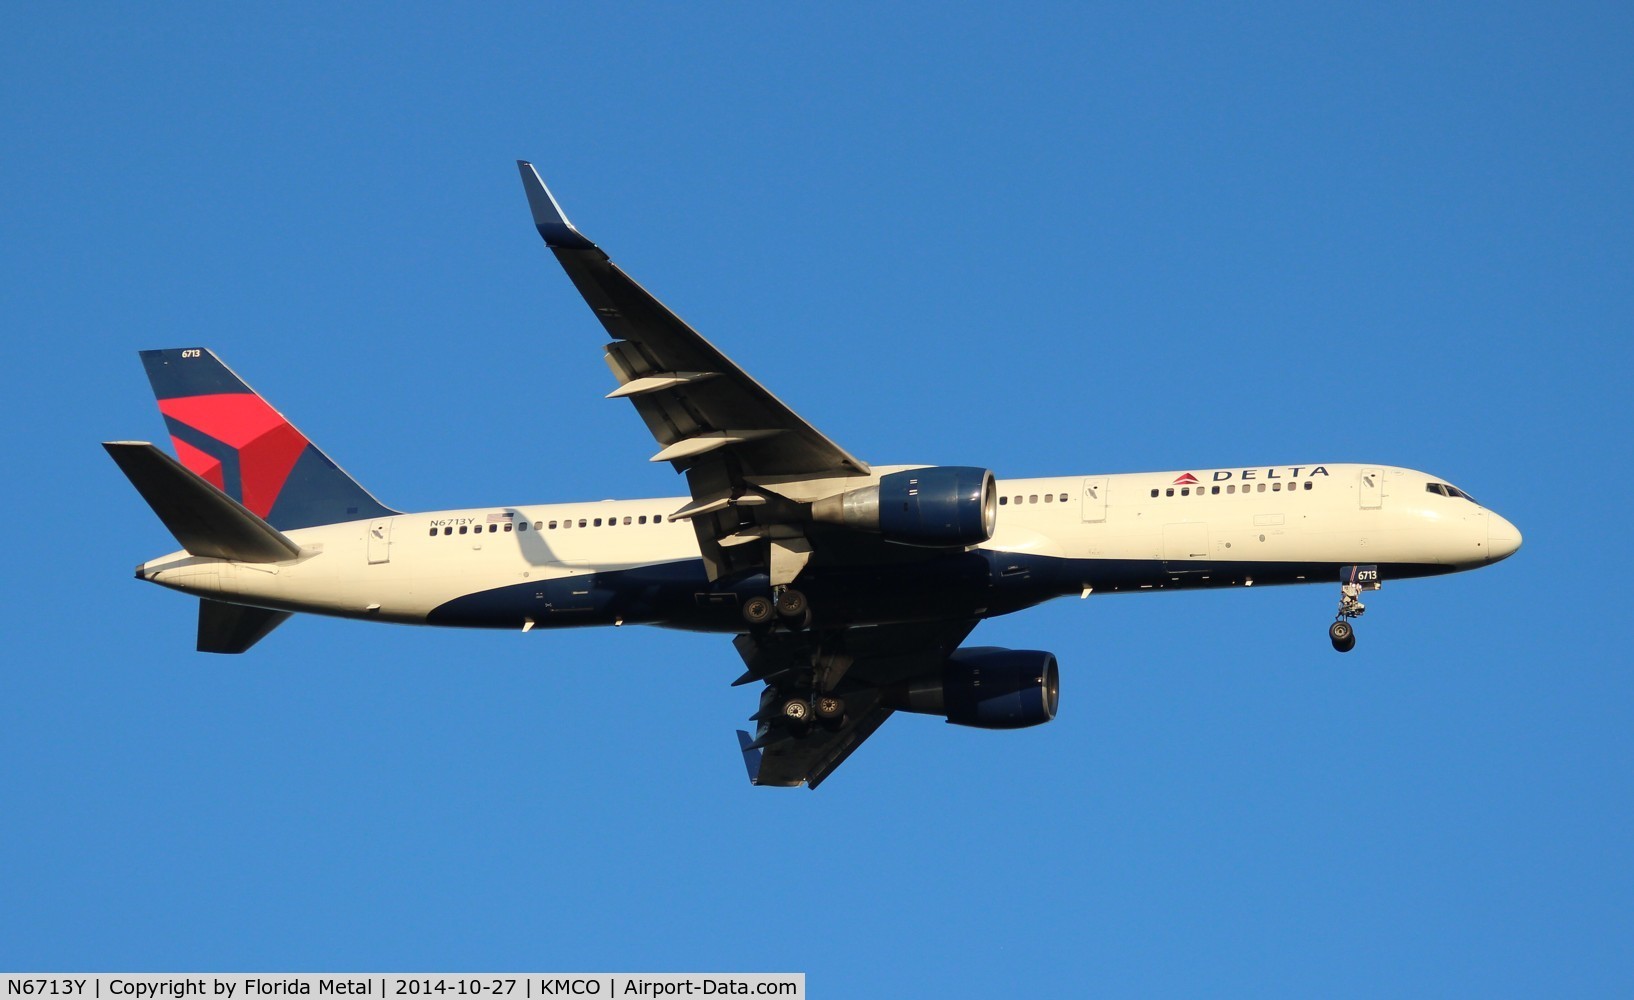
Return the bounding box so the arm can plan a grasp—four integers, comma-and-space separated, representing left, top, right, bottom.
1081, 477, 1108, 523
1163, 522, 1210, 572
367, 517, 393, 564
1359, 468, 1384, 510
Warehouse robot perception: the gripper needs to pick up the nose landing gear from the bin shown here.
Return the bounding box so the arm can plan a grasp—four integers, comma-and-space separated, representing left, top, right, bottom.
1328, 619, 1356, 653
1329, 565, 1380, 652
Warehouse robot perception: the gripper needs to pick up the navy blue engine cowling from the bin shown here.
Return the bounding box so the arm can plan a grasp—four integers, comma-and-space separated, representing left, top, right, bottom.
884, 647, 1060, 729
878, 467, 997, 547
810, 466, 998, 547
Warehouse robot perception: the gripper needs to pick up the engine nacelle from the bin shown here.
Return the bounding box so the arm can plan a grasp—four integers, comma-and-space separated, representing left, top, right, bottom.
811, 466, 997, 547
884, 647, 1060, 729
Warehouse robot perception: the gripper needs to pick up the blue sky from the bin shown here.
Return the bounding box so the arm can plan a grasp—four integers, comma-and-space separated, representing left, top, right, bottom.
3, 2, 1629, 994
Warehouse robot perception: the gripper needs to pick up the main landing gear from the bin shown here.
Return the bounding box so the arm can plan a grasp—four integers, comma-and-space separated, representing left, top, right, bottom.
1329, 565, 1380, 653
742, 587, 811, 629
776, 692, 847, 727
738, 584, 846, 744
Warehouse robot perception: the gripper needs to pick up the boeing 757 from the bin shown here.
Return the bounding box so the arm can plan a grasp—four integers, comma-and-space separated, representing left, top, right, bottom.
104, 162, 1522, 787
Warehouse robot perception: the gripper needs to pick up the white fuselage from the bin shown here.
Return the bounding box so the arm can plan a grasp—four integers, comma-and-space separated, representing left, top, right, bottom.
138, 463, 1521, 631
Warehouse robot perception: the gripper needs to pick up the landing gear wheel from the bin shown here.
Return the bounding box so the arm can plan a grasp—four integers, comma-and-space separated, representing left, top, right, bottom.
1329, 620, 1356, 653
742, 596, 774, 626
775, 589, 808, 620
780, 697, 812, 724
814, 695, 845, 721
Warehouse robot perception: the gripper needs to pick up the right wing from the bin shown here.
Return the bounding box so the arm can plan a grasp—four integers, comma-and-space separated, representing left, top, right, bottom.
517, 161, 870, 582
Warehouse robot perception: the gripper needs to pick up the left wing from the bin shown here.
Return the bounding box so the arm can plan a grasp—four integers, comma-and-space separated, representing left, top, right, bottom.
733, 619, 978, 788
517, 161, 869, 583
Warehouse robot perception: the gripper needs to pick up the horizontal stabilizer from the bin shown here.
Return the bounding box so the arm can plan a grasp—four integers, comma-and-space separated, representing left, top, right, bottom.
197, 598, 292, 654
103, 442, 302, 563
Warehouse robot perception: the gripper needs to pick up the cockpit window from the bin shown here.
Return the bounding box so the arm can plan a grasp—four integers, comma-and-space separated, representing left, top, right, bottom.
1427, 482, 1479, 504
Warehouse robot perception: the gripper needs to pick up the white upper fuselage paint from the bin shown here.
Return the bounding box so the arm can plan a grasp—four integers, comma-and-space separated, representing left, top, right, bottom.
138, 463, 1521, 628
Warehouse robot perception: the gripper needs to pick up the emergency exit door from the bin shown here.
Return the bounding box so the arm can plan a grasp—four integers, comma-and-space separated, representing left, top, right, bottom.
1081, 477, 1108, 523
1359, 468, 1384, 510
367, 517, 393, 564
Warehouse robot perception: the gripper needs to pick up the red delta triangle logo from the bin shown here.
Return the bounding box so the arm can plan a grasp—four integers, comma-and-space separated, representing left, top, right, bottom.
1172, 473, 1200, 486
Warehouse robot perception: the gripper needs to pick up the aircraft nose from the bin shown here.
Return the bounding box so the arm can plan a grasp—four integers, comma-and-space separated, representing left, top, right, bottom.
1487, 512, 1523, 562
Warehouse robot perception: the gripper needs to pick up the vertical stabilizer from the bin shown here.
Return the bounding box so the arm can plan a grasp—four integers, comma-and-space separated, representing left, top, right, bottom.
140, 348, 395, 530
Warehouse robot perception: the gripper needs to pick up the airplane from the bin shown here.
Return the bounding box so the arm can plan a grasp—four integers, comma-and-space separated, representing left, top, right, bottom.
104, 161, 1523, 789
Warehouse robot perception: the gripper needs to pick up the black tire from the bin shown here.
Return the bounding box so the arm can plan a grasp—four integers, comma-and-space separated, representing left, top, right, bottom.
776, 589, 808, 620
781, 697, 811, 723
742, 596, 775, 625
1333, 633, 1356, 653
1328, 620, 1353, 643
814, 695, 845, 721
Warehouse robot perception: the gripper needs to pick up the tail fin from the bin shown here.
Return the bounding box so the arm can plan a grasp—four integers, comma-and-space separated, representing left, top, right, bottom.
140, 349, 395, 530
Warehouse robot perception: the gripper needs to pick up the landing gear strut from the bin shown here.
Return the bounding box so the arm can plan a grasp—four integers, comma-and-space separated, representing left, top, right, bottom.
1329, 565, 1379, 653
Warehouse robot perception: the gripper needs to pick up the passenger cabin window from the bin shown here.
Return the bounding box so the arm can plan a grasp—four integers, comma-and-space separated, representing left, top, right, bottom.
1150, 489, 1159, 498
459, 525, 468, 535
1303, 481, 1312, 491
444, 526, 452, 535
1001, 496, 1009, 505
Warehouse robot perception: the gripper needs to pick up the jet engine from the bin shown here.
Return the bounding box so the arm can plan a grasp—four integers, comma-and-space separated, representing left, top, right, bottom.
884, 647, 1059, 729
811, 466, 997, 547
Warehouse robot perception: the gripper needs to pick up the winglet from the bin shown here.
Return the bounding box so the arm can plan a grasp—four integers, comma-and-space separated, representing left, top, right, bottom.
735, 730, 763, 786
516, 160, 597, 251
